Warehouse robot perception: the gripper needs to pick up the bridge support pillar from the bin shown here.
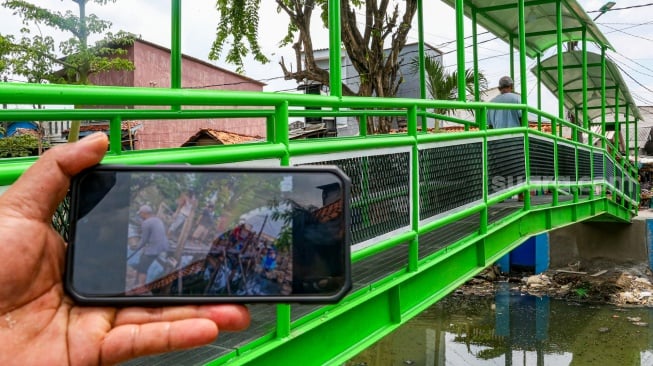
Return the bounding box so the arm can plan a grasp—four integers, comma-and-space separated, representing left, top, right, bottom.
496, 233, 550, 274
647, 219, 653, 272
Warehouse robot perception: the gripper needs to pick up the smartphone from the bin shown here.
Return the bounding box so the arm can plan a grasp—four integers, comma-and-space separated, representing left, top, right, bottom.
65, 165, 351, 305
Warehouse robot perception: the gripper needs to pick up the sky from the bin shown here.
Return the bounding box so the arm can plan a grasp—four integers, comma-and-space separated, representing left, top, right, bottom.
1, 1, 652, 119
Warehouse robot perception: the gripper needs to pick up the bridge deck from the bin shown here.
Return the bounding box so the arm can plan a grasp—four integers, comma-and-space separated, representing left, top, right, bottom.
124, 195, 575, 365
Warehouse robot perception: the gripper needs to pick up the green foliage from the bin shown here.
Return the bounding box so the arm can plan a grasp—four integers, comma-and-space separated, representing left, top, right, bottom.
269, 198, 295, 251
211, 0, 269, 74
410, 55, 488, 116
131, 171, 281, 233
0, 134, 47, 158
0, 0, 134, 85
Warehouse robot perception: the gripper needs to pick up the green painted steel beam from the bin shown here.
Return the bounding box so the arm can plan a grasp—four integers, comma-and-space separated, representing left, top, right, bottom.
456, 0, 466, 102
171, 0, 182, 90
209, 198, 630, 365
328, 0, 342, 98
0, 109, 276, 121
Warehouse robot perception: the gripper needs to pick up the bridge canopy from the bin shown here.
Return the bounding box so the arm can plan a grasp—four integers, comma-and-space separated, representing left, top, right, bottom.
534, 51, 643, 121
441, 0, 613, 57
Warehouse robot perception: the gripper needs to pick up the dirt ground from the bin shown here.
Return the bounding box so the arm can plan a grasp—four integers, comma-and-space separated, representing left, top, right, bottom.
456, 260, 653, 306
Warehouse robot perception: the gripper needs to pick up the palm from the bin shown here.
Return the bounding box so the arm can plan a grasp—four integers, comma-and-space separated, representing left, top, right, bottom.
0, 133, 249, 366
411, 56, 487, 129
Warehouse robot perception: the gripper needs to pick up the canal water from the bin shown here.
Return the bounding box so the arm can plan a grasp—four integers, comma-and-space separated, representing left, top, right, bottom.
345, 286, 653, 366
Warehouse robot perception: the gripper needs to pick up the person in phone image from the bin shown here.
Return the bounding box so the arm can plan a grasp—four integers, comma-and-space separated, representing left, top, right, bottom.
134, 204, 170, 290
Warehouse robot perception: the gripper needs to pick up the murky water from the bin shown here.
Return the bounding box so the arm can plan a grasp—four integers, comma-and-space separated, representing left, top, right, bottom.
346, 287, 653, 366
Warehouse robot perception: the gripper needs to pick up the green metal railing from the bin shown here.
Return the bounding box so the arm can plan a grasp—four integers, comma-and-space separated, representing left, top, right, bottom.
0, 1, 642, 364
0, 80, 637, 364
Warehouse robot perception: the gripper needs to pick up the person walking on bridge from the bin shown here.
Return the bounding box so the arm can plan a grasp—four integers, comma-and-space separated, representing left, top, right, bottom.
487, 76, 522, 129
488, 76, 526, 201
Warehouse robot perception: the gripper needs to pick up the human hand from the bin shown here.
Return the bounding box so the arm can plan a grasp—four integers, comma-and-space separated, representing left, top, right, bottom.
0, 132, 250, 365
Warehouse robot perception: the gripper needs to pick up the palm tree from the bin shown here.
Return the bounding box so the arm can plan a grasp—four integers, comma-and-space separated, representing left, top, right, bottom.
411, 56, 487, 130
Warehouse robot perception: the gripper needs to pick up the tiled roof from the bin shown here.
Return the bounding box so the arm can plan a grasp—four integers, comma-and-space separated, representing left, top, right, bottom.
312, 199, 343, 223
182, 128, 263, 146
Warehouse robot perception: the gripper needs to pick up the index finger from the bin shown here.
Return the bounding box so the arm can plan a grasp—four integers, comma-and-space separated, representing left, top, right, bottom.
114, 304, 251, 331
0, 132, 108, 222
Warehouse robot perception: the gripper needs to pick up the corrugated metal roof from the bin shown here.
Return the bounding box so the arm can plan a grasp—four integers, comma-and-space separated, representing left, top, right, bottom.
441, 0, 613, 57
535, 51, 642, 121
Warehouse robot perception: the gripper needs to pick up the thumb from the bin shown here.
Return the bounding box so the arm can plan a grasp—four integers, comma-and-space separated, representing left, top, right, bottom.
0, 132, 108, 222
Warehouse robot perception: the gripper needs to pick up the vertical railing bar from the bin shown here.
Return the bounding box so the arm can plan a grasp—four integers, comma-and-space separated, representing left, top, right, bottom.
455, 0, 466, 102
417, 0, 427, 132
109, 116, 122, 155
408, 106, 419, 272
171, 0, 182, 112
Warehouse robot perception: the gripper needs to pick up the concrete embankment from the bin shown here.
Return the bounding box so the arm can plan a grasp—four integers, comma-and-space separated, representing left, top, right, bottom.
549, 216, 651, 269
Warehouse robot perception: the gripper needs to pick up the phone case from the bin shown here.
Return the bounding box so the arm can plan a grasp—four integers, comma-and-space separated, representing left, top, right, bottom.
65, 164, 352, 306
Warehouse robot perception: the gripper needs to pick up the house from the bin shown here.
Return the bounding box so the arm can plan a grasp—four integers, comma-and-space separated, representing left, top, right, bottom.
180, 124, 329, 148
88, 39, 267, 150
634, 106, 653, 156
63, 121, 143, 150
301, 42, 444, 136
181, 128, 262, 147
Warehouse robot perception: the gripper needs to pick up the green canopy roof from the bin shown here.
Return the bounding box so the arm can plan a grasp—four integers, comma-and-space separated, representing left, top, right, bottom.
441, 0, 613, 58
534, 51, 642, 121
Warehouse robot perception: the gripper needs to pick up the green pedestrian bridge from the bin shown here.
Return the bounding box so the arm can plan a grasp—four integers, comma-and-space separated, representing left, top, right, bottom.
0, 1, 642, 365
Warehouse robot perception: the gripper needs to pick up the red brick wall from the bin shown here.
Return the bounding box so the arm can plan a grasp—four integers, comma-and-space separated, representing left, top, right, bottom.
91, 40, 268, 149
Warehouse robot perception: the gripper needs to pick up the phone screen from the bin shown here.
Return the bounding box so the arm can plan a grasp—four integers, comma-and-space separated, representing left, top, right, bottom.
67, 166, 350, 303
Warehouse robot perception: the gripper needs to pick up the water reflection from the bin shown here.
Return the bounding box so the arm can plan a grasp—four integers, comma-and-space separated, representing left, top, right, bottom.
346, 286, 653, 366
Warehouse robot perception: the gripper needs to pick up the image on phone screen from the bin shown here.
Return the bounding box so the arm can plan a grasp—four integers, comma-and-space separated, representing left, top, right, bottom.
68, 167, 350, 302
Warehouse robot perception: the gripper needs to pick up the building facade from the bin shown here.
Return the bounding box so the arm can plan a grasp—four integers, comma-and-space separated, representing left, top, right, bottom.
90, 39, 266, 149
305, 42, 443, 136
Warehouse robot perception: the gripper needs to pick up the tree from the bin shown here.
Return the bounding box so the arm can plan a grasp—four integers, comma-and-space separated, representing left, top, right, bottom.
0, 0, 135, 141
411, 55, 487, 130
211, 0, 419, 134
0, 133, 48, 158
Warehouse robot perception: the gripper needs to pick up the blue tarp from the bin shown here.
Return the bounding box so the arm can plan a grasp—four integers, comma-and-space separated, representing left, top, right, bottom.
6, 121, 38, 137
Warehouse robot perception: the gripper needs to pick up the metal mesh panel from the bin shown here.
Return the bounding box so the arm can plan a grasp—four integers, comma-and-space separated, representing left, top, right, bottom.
349, 243, 409, 291
418, 213, 480, 259
593, 152, 604, 180
487, 137, 525, 195
528, 137, 555, 180
292, 241, 409, 320
488, 203, 522, 225
557, 143, 576, 182
298, 152, 410, 245
623, 173, 630, 198
605, 157, 615, 186
615, 167, 623, 193
577, 148, 591, 181
53, 194, 71, 242
419, 142, 483, 220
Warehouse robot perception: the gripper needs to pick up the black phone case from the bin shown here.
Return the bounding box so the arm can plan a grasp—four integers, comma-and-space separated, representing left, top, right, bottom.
65, 164, 352, 306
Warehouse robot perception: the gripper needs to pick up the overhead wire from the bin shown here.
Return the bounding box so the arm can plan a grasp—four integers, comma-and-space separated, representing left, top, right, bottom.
587, 3, 653, 13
